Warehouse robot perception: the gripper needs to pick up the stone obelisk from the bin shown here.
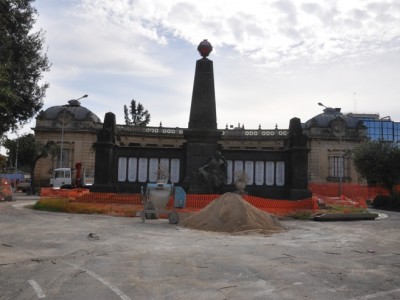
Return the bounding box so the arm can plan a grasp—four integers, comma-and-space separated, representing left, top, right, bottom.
183, 40, 223, 193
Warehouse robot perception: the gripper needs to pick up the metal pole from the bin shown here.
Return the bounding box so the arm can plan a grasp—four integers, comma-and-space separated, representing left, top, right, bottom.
59, 95, 87, 168
15, 138, 18, 173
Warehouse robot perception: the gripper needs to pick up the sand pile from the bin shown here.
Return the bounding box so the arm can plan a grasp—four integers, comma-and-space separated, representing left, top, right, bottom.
180, 193, 285, 234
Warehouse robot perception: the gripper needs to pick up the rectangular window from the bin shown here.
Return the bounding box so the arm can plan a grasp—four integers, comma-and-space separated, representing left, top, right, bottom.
381, 121, 394, 141
118, 157, 127, 182
266, 161, 275, 186
148, 158, 159, 182
394, 123, 400, 143
276, 161, 285, 186
138, 158, 148, 182
255, 161, 264, 185
128, 158, 137, 182
59, 148, 70, 168
170, 159, 180, 183
160, 158, 170, 178
329, 156, 344, 178
226, 160, 233, 184
245, 161, 254, 184
234, 161, 244, 182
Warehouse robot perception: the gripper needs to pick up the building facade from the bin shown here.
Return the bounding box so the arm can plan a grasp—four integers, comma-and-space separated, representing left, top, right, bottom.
347, 113, 400, 143
33, 103, 397, 196
33, 99, 102, 187
303, 107, 368, 186
33, 103, 296, 192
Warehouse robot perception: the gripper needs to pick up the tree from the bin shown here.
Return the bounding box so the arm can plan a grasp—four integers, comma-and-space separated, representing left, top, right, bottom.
30, 139, 58, 193
0, 0, 51, 137
0, 153, 6, 172
3, 134, 59, 193
123, 99, 150, 126
352, 140, 400, 194
3, 133, 34, 172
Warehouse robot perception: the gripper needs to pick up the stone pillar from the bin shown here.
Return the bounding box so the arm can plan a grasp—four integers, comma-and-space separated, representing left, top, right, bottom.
183, 40, 224, 194
90, 112, 117, 192
287, 117, 312, 199
188, 57, 217, 130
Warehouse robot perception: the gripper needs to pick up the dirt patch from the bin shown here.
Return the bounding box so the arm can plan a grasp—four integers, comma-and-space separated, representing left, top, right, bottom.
180, 192, 286, 234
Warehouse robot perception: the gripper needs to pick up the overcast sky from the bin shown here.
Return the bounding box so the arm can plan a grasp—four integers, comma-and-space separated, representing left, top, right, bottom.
21, 0, 400, 132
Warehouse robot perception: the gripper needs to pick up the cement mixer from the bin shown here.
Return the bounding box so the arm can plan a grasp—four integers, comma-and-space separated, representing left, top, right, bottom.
139, 182, 179, 224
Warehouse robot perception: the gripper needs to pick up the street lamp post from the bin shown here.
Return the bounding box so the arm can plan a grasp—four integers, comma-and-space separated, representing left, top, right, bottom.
318, 102, 344, 196
60, 94, 88, 168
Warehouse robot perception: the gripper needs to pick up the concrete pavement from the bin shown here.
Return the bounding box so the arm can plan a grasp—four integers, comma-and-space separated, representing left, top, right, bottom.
1, 197, 400, 300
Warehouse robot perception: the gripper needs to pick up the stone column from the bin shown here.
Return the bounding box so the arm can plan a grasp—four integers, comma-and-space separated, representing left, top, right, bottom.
183, 40, 224, 193
91, 112, 117, 192
287, 117, 312, 199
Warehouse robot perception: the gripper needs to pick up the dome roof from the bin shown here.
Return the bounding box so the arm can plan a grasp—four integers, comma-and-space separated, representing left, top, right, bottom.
39, 100, 101, 123
304, 107, 361, 129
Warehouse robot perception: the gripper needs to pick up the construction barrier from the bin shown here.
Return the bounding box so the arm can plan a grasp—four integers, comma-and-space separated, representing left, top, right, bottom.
40, 188, 90, 199
0, 178, 13, 201
39, 183, 393, 217
40, 189, 316, 216
313, 195, 367, 209
309, 183, 389, 199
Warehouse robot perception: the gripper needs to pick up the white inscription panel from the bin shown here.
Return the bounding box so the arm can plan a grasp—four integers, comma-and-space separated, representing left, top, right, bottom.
138, 158, 148, 182
170, 159, 180, 183
276, 161, 285, 186
255, 161, 264, 185
149, 158, 159, 182
118, 157, 127, 182
160, 158, 170, 179
245, 161, 254, 184
266, 161, 275, 186
128, 158, 137, 182
226, 160, 233, 184
234, 161, 244, 182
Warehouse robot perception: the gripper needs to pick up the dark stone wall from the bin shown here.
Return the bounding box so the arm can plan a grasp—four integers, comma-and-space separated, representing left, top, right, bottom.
91, 114, 311, 199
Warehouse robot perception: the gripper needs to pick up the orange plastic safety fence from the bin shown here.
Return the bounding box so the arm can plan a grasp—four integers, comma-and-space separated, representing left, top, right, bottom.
1, 178, 13, 198
40, 188, 90, 199
243, 195, 316, 216
313, 194, 367, 208
175, 194, 316, 216
74, 193, 142, 205
41, 183, 391, 217
40, 189, 317, 216
308, 183, 389, 199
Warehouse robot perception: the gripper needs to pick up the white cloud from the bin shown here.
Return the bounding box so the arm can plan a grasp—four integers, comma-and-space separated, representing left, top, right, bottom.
28, 0, 400, 130
37, 0, 397, 74
3, 0, 400, 157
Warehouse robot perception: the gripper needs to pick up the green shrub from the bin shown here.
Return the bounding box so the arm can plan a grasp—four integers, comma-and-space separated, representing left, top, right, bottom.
390, 193, 400, 210
373, 194, 400, 210
33, 198, 68, 212
288, 210, 313, 220
33, 197, 138, 216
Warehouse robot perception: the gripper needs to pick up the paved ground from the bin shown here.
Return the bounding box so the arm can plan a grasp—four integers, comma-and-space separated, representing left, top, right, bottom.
1, 194, 400, 300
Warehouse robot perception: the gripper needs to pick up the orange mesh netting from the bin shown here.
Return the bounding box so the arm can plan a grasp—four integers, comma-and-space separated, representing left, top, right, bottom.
40, 183, 393, 216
